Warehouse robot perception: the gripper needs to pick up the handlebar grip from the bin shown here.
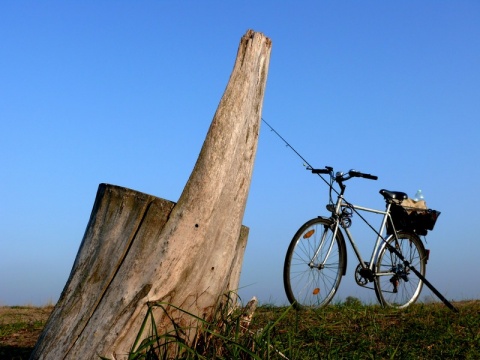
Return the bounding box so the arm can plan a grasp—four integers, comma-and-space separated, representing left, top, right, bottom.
311, 168, 330, 174
349, 170, 378, 180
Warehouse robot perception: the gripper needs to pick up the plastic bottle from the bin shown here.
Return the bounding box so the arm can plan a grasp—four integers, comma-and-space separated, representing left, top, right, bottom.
414, 190, 424, 202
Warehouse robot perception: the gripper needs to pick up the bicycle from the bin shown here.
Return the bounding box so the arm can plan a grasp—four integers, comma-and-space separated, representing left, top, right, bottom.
283, 166, 442, 310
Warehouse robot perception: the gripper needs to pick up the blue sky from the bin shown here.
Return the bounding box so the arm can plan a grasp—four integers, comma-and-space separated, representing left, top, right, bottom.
1, 1, 479, 306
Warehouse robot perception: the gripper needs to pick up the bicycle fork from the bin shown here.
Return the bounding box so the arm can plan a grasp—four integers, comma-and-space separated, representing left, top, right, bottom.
308, 222, 338, 269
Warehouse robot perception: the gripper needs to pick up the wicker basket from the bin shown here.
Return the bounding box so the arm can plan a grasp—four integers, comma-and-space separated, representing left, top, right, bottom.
387, 204, 441, 236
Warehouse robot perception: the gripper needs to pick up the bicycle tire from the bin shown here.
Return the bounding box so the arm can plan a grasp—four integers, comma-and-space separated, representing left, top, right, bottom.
374, 231, 426, 308
283, 217, 346, 309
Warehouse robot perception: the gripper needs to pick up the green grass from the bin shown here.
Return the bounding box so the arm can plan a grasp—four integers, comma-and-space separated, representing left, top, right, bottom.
252, 301, 479, 359
0, 306, 50, 338
1, 300, 478, 359
107, 297, 479, 360
0, 319, 45, 338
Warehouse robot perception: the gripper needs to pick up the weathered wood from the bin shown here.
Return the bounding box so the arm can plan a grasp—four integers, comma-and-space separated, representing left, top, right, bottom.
227, 226, 249, 293
31, 29, 271, 359
240, 296, 258, 333
31, 185, 175, 358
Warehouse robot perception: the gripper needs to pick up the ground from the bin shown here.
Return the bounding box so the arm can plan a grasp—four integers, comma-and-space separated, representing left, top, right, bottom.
0, 305, 53, 359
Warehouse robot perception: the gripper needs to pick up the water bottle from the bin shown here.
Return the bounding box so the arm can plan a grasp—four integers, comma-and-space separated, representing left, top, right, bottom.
414, 190, 424, 202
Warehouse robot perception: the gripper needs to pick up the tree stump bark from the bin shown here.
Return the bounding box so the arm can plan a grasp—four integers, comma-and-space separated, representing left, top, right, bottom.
30, 29, 271, 359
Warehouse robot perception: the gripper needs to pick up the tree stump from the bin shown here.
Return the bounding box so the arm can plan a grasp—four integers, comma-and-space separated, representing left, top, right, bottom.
30, 29, 271, 359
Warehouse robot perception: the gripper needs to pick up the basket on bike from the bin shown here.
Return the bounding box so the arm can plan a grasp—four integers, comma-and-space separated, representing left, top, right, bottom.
387, 202, 441, 236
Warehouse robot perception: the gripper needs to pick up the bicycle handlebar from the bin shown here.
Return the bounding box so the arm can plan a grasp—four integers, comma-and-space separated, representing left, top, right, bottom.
309, 167, 378, 181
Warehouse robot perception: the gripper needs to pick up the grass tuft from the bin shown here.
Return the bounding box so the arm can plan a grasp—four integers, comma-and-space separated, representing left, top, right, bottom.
118, 292, 292, 360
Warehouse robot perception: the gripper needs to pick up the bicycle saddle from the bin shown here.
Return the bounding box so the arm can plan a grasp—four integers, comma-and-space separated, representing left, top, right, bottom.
379, 189, 408, 201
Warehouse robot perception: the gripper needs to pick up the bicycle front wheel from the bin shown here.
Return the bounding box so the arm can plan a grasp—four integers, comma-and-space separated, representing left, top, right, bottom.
374, 231, 427, 308
283, 217, 346, 309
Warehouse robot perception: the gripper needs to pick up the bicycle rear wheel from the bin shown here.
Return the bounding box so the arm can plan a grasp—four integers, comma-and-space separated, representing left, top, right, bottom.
374, 231, 426, 308
283, 217, 346, 309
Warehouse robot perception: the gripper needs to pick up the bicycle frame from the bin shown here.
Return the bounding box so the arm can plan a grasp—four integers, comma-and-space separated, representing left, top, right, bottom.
320, 184, 397, 275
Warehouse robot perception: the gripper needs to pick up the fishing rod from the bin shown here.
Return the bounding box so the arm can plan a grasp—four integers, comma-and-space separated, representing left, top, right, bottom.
261, 118, 313, 169
263, 117, 347, 199
262, 117, 347, 198
261, 118, 333, 190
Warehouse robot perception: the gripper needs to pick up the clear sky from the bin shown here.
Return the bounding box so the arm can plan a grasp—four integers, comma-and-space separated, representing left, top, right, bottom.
1, 1, 479, 306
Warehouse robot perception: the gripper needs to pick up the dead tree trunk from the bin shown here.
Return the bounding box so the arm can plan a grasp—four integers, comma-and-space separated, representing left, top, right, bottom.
30, 29, 271, 359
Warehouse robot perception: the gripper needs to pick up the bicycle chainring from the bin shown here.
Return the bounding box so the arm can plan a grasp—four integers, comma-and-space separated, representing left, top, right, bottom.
355, 263, 375, 286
